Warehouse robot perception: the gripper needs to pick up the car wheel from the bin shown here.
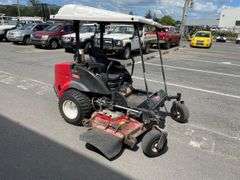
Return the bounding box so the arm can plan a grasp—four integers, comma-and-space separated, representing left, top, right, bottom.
23, 36, 30, 45
122, 46, 131, 59
50, 40, 59, 49
59, 89, 92, 125
142, 130, 168, 157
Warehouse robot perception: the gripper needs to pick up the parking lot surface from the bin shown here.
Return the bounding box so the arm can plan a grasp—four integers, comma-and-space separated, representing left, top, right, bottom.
0, 42, 240, 180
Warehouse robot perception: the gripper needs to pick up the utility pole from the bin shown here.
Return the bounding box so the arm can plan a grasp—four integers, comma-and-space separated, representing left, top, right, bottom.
16, 0, 21, 20
179, 0, 192, 46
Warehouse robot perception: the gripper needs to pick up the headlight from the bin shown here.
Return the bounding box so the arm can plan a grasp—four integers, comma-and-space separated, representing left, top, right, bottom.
41, 35, 49, 40
115, 40, 122, 46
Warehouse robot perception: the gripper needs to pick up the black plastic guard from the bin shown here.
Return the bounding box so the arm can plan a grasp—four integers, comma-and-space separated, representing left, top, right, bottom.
80, 129, 123, 160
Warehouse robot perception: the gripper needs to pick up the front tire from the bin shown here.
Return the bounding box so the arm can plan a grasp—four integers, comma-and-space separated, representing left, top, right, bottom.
23, 36, 30, 45
59, 89, 92, 125
142, 130, 167, 157
170, 101, 189, 123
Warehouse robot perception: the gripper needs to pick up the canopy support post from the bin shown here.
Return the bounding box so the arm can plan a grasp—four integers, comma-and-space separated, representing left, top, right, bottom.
73, 20, 81, 62
134, 23, 149, 96
99, 23, 105, 50
156, 28, 168, 95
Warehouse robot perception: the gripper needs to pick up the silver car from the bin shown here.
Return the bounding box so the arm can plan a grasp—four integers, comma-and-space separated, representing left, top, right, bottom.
7, 23, 49, 45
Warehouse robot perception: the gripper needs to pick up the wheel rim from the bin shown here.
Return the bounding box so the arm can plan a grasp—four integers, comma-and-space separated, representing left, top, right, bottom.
62, 100, 78, 119
51, 41, 58, 49
151, 140, 159, 153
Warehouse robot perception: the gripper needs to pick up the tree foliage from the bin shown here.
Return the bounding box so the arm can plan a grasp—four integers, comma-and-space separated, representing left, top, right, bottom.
158, 15, 176, 26
0, 4, 59, 17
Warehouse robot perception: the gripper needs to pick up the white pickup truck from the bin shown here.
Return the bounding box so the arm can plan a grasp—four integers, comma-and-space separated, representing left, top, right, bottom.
95, 24, 157, 59
61, 24, 97, 53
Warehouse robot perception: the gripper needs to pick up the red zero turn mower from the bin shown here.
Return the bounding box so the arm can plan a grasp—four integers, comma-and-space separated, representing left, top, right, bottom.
53, 5, 189, 160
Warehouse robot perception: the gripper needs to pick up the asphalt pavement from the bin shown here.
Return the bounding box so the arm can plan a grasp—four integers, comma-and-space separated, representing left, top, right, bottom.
0, 42, 240, 180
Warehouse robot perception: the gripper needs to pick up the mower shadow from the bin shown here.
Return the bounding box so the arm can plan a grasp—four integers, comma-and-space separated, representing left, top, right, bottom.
0, 114, 130, 180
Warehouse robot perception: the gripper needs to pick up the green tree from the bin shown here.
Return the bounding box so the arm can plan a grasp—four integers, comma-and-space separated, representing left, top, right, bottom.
158, 15, 176, 26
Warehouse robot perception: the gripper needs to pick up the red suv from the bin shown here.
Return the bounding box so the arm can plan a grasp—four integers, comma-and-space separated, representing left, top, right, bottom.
31, 23, 73, 49
157, 26, 180, 49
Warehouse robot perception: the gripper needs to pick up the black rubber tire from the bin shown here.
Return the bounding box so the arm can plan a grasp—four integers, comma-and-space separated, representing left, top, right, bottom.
170, 102, 189, 123
122, 46, 131, 59
23, 36, 30, 45
142, 130, 167, 157
49, 39, 59, 49
59, 89, 92, 125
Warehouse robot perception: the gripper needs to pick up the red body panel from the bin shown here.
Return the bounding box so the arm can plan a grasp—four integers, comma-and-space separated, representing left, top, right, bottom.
90, 111, 143, 139
54, 62, 73, 97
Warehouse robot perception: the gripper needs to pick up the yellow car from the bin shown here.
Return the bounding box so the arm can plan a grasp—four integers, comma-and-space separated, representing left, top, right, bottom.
190, 31, 213, 48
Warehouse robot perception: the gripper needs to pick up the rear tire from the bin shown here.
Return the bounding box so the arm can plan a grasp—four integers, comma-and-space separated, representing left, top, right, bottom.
23, 36, 30, 45
49, 39, 59, 49
170, 101, 189, 123
142, 130, 167, 157
59, 89, 92, 125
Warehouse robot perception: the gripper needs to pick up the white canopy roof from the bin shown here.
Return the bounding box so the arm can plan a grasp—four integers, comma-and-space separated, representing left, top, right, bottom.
52, 4, 162, 28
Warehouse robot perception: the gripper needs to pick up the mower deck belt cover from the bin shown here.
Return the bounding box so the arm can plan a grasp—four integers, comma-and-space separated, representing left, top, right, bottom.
80, 128, 123, 159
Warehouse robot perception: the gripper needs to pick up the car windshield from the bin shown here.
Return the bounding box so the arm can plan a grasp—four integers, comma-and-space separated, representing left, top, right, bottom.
19, 23, 34, 30
44, 24, 62, 32
80, 25, 96, 33
111, 25, 134, 34
195, 32, 210, 38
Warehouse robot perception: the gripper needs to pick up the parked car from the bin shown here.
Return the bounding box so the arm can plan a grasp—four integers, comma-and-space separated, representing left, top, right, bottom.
0, 19, 43, 41
95, 24, 156, 59
216, 35, 227, 42
7, 23, 50, 45
156, 26, 180, 49
30, 23, 73, 49
236, 34, 240, 44
190, 31, 213, 48
62, 24, 97, 53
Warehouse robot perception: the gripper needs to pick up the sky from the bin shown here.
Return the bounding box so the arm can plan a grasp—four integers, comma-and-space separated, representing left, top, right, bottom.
0, 0, 240, 19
